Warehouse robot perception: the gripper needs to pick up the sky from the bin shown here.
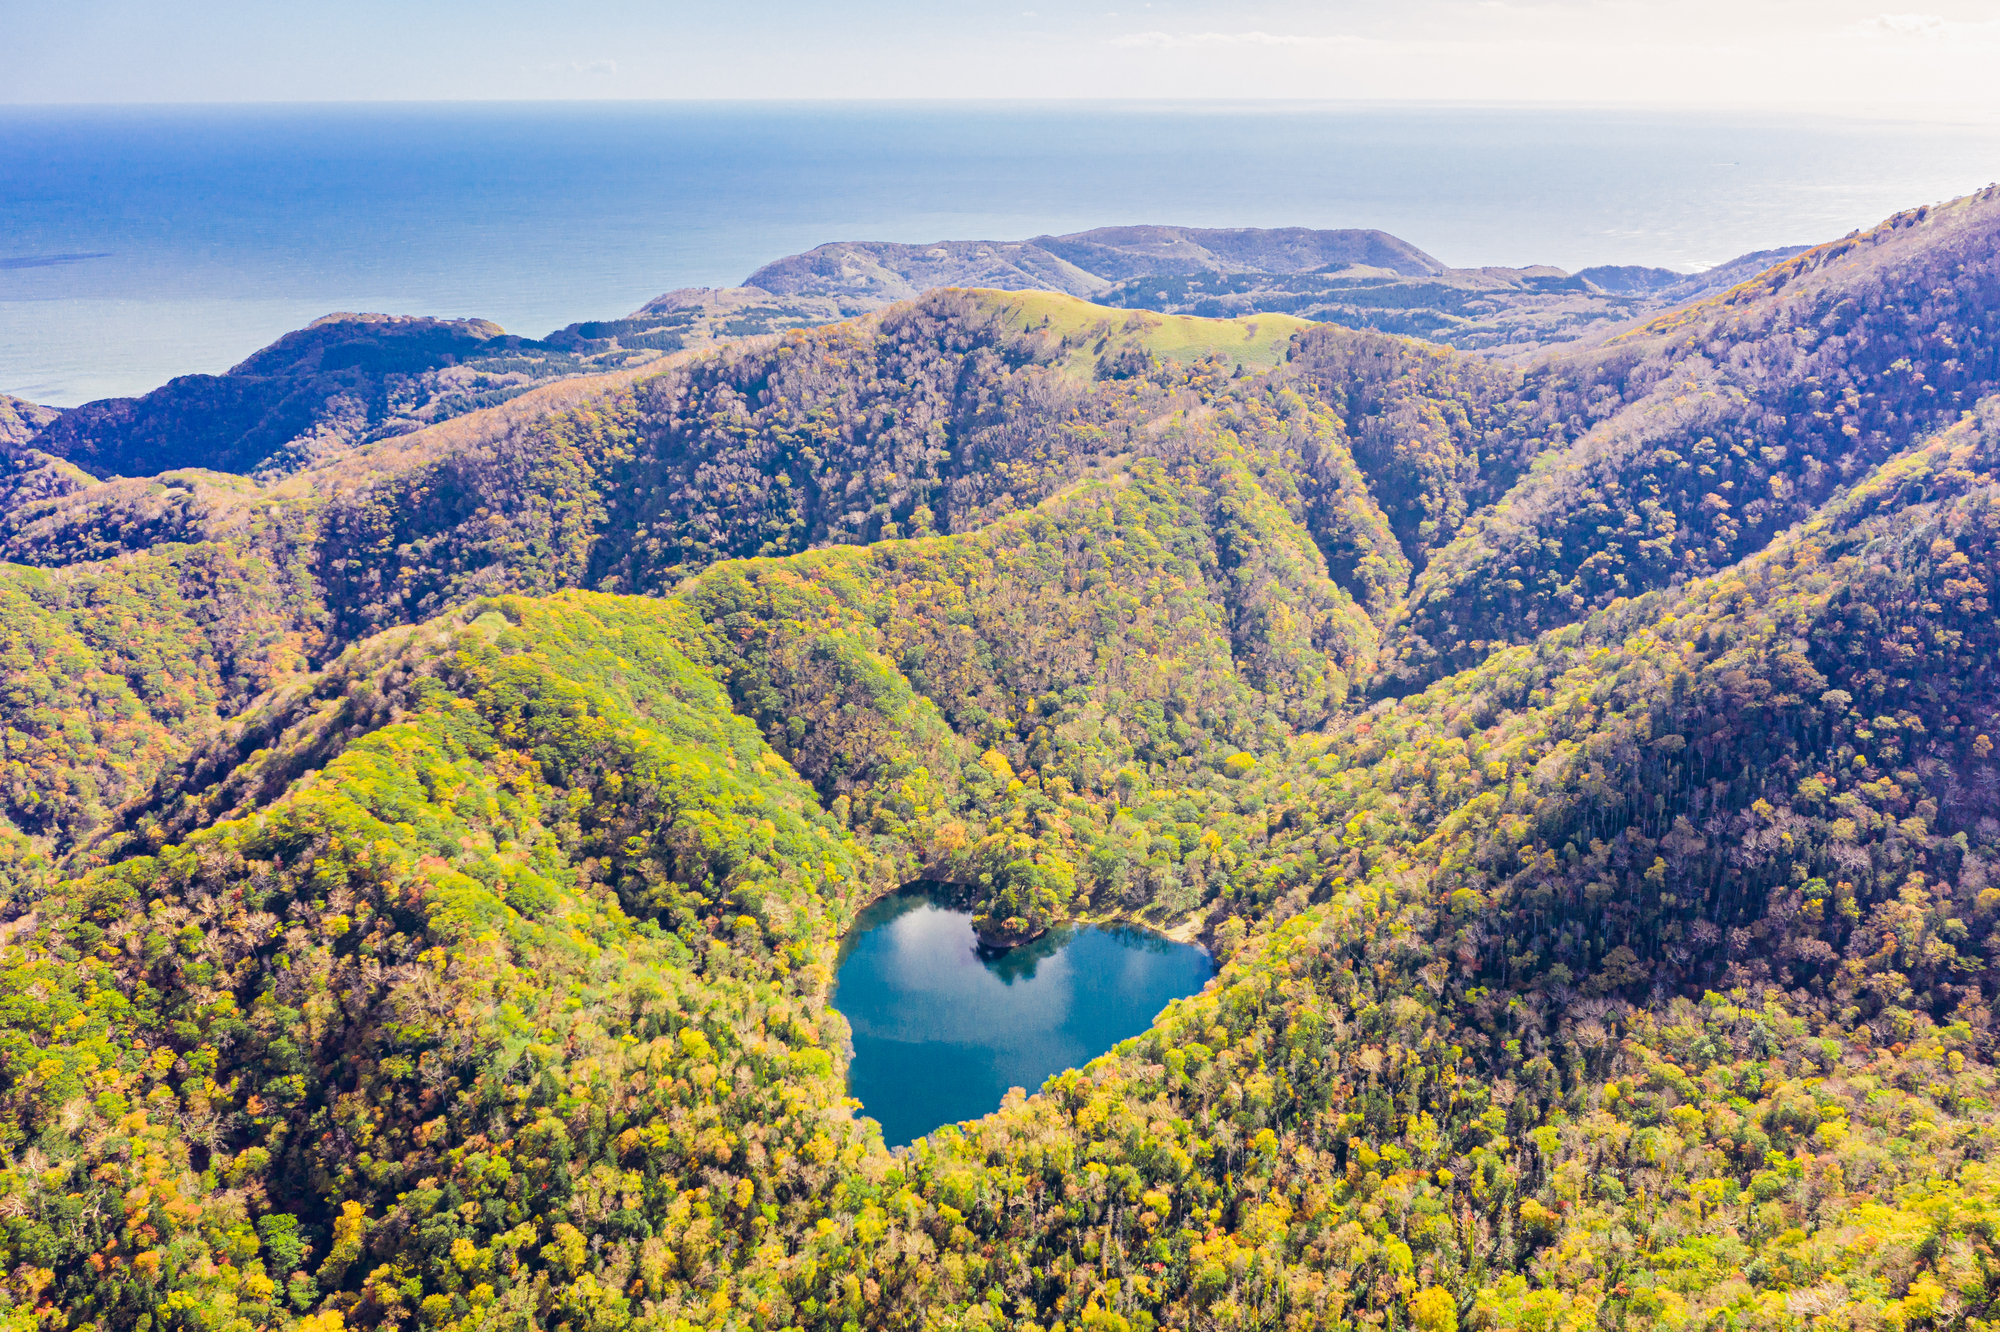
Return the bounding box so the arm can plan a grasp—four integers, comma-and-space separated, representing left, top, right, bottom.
6, 0, 2000, 113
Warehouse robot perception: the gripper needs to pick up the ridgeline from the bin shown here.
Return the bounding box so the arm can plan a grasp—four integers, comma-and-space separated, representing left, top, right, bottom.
0, 191, 1997, 1332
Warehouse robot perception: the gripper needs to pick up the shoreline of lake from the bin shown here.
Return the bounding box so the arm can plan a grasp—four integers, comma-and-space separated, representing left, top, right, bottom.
828, 884, 1217, 1147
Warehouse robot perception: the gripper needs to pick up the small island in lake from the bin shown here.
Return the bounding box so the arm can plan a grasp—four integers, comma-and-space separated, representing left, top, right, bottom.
831, 885, 1215, 1147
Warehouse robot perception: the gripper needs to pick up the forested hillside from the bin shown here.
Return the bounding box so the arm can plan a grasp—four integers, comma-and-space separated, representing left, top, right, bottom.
1390, 185, 2000, 683
25, 315, 685, 482
1, 188, 1999, 1332
0, 397, 59, 450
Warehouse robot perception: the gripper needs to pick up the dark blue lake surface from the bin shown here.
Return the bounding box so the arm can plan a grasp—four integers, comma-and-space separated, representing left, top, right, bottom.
831, 887, 1214, 1148
7, 101, 2000, 404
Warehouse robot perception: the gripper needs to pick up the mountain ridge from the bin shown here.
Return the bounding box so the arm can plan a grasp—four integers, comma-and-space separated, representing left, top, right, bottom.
3, 226, 1806, 487
1, 188, 1997, 1332
739, 226, 1450, 305
648, 226, 1809, 360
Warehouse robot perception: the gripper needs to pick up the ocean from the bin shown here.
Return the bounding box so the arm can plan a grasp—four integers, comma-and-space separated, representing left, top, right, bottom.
4, 101, 1999, 406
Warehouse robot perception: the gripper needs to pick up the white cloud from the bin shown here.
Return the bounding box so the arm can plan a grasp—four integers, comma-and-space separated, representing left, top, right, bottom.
16, 0, 2000, 110
1862, 12, 1949, 34
1848, 12, 2000, 39
1109, 29, 1331, 50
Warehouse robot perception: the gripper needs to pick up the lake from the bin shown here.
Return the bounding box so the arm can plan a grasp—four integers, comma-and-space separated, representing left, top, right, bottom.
830, 885, 1215, 1148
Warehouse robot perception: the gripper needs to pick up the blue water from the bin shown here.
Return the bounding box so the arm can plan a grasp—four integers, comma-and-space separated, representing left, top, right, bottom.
830, 886, 1214, 1148
6, 102, 2000, 404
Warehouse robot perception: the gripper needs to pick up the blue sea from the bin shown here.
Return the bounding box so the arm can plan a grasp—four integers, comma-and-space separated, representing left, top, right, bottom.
5, 101, 2000, 406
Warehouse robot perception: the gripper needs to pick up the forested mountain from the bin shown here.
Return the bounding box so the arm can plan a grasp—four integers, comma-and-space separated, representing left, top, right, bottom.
644, 226, 1810, 360
0, 225, 1801, 486
24, 316, 688, 483
0, 396, 59, 450
1100, 245, 1814, 358
1, 187, 1998, 1332
739, 226, 1448, 303
1389, 185, 2000, 684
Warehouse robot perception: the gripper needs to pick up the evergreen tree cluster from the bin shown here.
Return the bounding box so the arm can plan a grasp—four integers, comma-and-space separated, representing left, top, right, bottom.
1, 188, 2000, 1332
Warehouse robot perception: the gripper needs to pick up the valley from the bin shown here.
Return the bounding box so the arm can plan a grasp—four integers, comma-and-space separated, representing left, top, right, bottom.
0, 188, 1995, 1332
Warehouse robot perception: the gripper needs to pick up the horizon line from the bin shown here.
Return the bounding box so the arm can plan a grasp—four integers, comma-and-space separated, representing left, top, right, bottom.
2, 96, 1997, 125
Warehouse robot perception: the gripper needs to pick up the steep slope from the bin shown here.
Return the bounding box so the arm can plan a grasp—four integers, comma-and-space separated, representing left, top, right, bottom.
304, 292, 1334, 644
0, 450, 93, 522
0, 540, 318, 851
679, 441, 1376, 941
0, 593, 885, 1330
0, 388, 1994, 1332
93, 416, 1384, 942
0, 292, 1394, 641
0, 292, 1417, 880
19, 316, 669, 482
0, 399, 1399, 1319
1388, 185, 2000, 683
8, 193, 2000, 1332
2, 180, 1989, 875
2, 224, 1801, 499
0, 396, 59, 450
1284, 325, 1552, 572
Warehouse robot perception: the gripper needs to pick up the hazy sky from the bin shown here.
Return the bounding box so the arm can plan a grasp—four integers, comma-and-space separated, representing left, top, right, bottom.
7, 0, 2000, 112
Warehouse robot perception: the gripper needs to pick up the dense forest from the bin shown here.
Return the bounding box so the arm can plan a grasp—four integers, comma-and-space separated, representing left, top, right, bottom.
30, 315, 696, 482
0, 186, 1999, 1332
